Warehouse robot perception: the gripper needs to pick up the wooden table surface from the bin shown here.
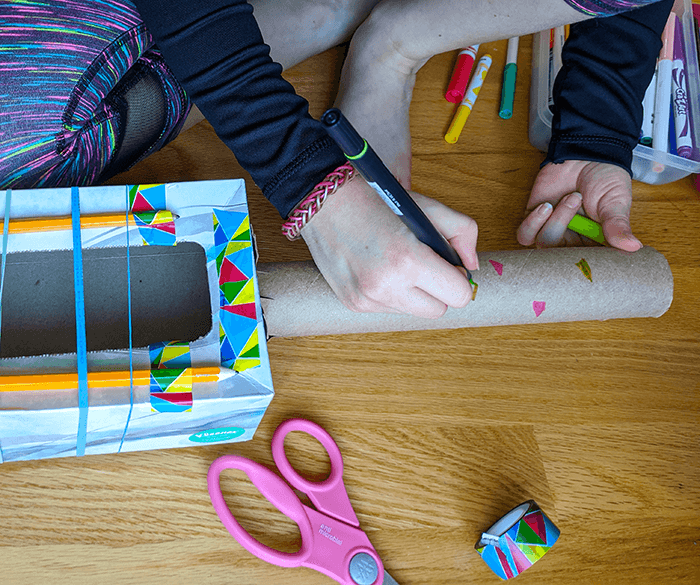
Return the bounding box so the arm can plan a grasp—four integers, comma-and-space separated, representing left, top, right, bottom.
2, 34, 699, 585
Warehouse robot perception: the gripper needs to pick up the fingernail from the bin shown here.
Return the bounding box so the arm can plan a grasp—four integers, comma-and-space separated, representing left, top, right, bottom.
537, 202, 553, 216
564, 192, 582, 209
472, 252, 480, 271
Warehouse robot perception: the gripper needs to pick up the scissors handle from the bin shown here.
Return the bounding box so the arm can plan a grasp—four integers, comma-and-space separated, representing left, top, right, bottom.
272, 418, 359, 527
209, 420, 386, 585
207, 454, 314, 568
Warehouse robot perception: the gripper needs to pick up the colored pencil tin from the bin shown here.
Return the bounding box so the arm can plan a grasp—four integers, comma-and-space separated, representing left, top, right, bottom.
529, 0, 700, 185
0, 180, 274, 463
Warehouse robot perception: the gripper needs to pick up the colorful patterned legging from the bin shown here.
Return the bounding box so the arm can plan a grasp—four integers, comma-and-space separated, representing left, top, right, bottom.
0, 0, 664, 190
0, 0, 190, 190
563, 0, 663, 16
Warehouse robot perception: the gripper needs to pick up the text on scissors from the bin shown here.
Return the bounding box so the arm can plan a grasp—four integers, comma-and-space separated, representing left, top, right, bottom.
319, 524, 343, 546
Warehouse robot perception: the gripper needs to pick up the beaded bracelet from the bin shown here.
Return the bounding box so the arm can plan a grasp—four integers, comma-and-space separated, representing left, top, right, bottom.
281, 162, 356, 241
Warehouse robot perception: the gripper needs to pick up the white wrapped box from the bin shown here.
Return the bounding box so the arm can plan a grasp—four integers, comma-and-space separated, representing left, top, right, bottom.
0, 180, 273, 462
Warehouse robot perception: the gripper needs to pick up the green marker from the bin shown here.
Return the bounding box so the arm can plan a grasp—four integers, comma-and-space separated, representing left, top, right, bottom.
498, 37, 519, 119
568, 214, 606, 244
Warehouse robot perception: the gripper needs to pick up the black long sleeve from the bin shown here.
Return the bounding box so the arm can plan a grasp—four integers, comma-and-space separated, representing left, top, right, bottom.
131, 0, 346, 218
545, 0, 675, 173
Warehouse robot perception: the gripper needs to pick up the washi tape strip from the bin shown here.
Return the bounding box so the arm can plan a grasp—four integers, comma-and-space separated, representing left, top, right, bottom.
127, 184, 194, 414
149, 341, 193, 413
213, 209, 261, 372
133, 210, 176, 246
149, 367, 194, 413
475, 500, 560, 580
129, 183, 166, 213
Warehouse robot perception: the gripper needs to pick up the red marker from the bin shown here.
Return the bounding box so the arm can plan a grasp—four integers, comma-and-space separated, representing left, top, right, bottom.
445, 45, 479, 103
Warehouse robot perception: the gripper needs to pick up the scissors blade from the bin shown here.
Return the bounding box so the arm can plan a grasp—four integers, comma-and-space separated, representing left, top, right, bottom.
382, 569, 401, 585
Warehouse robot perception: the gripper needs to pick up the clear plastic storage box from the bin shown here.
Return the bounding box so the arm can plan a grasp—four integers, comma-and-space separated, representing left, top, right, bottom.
529, 0, 700, 185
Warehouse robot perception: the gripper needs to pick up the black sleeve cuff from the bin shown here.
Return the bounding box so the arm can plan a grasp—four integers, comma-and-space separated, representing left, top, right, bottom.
544, 135, 635, 175
264, 136, 347, 219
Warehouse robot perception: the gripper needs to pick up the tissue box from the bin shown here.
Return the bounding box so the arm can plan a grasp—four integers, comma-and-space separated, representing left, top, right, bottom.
0, 180, 273, 462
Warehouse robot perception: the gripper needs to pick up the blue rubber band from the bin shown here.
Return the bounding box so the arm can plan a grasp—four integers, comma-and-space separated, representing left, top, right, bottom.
119, 186, 135, 453
71, 186, 89, 457
0, 189, 11, 350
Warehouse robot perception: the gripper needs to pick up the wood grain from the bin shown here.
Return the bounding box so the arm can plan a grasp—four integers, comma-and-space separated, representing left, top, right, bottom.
2, 35, 699, 585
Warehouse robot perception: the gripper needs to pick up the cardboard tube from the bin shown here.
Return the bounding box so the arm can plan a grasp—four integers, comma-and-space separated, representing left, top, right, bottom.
258, 247, 673, 337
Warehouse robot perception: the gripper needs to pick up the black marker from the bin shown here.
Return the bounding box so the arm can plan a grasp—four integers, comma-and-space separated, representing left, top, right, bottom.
321, 108, 474, 284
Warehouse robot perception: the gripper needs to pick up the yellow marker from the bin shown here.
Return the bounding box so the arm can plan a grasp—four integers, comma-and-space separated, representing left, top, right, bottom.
4, 211, 175, 234
445, 54, 493, 144
0, 366, 223, 392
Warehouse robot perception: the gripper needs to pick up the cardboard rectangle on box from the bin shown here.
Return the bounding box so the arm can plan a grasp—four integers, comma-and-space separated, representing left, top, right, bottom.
1, 243, 212, 358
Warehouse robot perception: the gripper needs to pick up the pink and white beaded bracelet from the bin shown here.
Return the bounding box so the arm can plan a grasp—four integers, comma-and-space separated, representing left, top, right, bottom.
281, 162, 355, 240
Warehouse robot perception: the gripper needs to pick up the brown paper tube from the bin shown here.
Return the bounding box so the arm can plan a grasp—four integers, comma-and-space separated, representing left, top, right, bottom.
258, 246, 673, 337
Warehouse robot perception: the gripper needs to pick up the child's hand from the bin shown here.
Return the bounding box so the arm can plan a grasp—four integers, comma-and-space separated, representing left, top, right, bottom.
300, 177, 479, 318
517, 160, 642, 251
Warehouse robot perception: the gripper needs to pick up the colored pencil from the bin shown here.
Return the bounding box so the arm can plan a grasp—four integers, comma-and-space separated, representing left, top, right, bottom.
0, 366, 225, 392
3, 211, 175, 234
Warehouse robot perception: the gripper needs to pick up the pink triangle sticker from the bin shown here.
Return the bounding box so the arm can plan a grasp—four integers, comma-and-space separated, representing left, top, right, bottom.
533, 301, 546, 317
489, 260, 503, 276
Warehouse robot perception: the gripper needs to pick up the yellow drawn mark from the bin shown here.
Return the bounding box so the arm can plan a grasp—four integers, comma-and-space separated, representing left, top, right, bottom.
576, 258, 592, 282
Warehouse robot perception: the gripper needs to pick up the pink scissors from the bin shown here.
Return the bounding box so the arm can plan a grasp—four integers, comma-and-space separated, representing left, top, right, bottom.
207, 418, 400, 585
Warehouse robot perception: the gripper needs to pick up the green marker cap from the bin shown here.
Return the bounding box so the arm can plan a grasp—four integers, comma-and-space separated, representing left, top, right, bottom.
567, 214, 605, 244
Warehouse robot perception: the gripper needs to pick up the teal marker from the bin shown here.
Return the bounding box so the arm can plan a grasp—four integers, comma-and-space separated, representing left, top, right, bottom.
568, 214, 605, 244
498, 37, 519, 119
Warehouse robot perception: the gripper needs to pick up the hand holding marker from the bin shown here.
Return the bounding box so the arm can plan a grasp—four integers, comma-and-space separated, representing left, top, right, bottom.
441, 43, 607, 246
321, 108, 475, 287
